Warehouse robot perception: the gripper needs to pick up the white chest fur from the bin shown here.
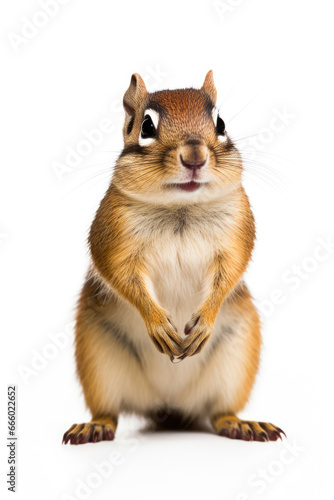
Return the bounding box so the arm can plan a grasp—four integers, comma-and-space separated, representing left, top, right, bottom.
147, 232, 213, 332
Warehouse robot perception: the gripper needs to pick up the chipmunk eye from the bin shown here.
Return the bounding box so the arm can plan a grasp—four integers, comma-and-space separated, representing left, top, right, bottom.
216, 115, 226, 136
141, 115, 156, 139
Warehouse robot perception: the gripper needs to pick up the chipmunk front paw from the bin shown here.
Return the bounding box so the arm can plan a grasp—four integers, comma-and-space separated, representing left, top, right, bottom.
181, 312, 213, 359
146, 315, 182, 360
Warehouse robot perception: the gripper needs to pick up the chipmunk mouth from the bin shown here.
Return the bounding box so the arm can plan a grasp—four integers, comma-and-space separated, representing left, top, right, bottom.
169, 181, 206, 192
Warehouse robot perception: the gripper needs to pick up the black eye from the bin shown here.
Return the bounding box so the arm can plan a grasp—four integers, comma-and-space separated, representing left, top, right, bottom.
216, 115, 225, 136
141, 115, 156, 139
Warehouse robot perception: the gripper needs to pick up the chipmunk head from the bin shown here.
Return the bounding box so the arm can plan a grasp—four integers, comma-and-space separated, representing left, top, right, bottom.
113, 71, 242, 204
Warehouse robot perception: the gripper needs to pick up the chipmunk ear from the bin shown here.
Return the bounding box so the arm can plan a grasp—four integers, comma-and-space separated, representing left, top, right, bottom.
201, 70, 217, 105
123, 73, 147, 117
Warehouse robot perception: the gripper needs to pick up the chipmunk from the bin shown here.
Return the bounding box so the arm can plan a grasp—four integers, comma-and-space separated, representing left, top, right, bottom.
63, 71, 285, 445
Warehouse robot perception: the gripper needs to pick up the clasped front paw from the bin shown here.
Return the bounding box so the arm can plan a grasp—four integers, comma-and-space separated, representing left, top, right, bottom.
146, 315, 182, 360
179, 312, 213, 360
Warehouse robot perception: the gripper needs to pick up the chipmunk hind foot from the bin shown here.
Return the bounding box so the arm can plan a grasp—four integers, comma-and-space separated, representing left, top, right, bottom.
62, 415, 118, 445
212, 415, 286, 442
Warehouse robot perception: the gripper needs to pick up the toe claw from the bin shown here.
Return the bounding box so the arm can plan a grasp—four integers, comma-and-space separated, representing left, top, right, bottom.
77, 433, 87, 445
69, 434, 78, 445
231, 428, 240, 439
184, 316, 199, 335
244, 430, 253, 441
63, 424, 76, 444
268, 431, 281, 441
260, 432, 269, 442
276, 427, 286, 438
105, 429, 114, 441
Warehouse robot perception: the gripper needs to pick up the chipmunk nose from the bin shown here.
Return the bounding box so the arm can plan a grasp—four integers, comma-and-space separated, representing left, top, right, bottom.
179, 139, 208, 170
180, 156, 206, 170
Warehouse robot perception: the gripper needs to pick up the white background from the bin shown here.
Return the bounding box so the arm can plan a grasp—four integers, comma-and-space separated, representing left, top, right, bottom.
1, 0, 334, 499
